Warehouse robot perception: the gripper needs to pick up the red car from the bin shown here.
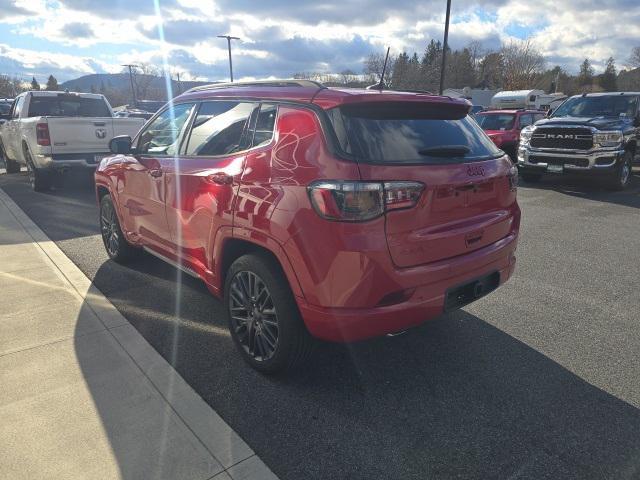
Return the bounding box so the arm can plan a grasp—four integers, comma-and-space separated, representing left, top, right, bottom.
475, 109, 546, 161
95, 80, 520, 373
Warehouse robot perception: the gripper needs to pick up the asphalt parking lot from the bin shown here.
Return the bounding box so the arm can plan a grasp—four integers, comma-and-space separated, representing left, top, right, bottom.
1, 168, 640, 480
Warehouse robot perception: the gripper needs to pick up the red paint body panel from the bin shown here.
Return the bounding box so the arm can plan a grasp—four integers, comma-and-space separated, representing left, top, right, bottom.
96, 85, 520, 344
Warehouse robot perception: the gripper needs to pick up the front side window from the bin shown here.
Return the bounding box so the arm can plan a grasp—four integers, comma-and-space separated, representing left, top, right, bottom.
475, 113, 515, 130
185, 101, 255, 156
328, 102, 502, 164
137, 102, 195, 156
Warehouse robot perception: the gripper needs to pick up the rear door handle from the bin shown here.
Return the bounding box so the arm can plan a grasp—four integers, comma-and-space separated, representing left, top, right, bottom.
149, 168, 163, 178
207, 172, 233, 185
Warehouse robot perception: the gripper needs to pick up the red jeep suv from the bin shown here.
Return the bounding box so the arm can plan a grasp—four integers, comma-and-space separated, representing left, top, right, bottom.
95, 80, 520, 373
475, 109, 546, 161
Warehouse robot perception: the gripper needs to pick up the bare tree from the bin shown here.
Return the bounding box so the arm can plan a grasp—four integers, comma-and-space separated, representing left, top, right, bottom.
501, 40, 545, 90
0, 75, 27, 98
629, 46, 640, 69
363, 52, 396, 87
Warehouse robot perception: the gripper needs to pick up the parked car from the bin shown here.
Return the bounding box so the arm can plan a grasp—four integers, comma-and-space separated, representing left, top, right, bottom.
518, 92, 640, 190
95, 80, 521, 374
475, 109, 546, 161
0, 91, 145, 190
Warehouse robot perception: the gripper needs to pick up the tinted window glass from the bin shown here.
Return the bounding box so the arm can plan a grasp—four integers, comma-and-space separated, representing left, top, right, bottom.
475, 113, 515, 130
519, 115, 533, 128
533, 114, 545, 123
552, 95, 639, 118
0, 102, 11, 115
12, 96, 25, 118
328, 103, 501, 164
137, 103, 195, 155
28, 96, 111, 117
186, 101, 255, 156
252, 104, 277, 148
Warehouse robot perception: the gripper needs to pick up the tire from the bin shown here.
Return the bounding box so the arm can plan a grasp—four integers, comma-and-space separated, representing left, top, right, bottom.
5, 158, 20, 174
521, 172, 542, 183
0, 141, 20, 174
99, 194, 140, 263
606, 150, 633, 191
224, 253, 314, 374
24, 147, 51, 192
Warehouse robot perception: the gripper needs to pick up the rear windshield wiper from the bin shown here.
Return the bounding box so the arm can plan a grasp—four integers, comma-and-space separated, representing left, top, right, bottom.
418, 145, 470, 157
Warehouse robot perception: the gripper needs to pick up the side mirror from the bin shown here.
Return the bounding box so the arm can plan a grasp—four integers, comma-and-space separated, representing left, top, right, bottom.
109, 135, 133, 155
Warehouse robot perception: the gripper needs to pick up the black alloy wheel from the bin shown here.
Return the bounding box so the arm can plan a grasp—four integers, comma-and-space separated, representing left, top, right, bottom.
229, 270, 279, 362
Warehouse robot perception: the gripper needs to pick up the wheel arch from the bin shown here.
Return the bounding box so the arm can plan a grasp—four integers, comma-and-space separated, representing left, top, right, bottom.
217, 232, 304, 300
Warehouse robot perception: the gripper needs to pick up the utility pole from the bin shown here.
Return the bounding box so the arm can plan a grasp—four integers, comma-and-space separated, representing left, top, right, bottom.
122, 64, 139, 107
217, 35, 240, 82
439, 0, 452, 95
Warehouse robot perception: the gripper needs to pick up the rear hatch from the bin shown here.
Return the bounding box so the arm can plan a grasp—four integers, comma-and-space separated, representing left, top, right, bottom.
327, 101, 518, 268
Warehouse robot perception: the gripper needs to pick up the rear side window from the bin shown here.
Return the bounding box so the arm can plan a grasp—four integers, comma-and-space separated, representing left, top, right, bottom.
518, 114, 533, 128
251, 104, 277, 148
329, 102, 502, 164
185, 101, 255, 156
28, 96, 111, 117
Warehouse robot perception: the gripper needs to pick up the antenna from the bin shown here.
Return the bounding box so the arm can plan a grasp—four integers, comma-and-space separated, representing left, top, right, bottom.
366, 47, 390, 91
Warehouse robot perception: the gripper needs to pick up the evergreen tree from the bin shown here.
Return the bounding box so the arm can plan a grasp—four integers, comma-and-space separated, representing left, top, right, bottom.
578, 58, 594, 88
599, 57, 617, 91
45, 75, 59, 91
30, 77, 40, 90
391, 52, 410, 89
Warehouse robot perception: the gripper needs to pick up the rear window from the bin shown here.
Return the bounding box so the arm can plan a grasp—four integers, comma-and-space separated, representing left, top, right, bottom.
475, 113, 515, 130
328, 102, 501, 164
28, 95, 111, 117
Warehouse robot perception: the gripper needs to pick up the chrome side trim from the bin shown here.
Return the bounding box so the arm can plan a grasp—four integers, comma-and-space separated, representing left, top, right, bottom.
143, 246, 201, 279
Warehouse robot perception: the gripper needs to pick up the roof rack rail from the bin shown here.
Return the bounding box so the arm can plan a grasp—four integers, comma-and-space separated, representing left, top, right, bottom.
186, 79, 326, 94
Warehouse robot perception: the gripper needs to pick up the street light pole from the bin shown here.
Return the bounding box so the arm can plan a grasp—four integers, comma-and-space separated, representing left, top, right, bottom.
217, 35, 240, 82
122, 64, 139, 107
439, 0, 452, 95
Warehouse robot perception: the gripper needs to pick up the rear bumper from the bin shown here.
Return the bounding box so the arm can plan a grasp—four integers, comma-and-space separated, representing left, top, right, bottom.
34, 153, 106, 170
298, 232, 518, 342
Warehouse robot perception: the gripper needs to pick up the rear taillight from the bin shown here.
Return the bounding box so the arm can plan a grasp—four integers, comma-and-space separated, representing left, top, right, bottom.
308, 180, 424, 222
508, 165, 518, 191
36, 123, 50, 146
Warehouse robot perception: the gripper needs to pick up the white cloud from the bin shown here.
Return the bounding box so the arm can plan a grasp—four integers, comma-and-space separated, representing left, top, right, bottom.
0, 0, 639, 83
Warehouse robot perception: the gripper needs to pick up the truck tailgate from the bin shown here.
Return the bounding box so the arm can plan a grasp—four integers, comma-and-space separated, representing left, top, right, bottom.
46, 117, 144, 154
47, 117, 114, 154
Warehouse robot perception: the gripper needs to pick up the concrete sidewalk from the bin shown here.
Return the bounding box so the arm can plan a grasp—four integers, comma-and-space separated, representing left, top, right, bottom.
0, 186, 278, 480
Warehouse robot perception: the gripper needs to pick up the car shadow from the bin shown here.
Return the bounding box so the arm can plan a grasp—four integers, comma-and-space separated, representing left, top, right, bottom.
519, 168, 640, 209
78, 259, 640, 480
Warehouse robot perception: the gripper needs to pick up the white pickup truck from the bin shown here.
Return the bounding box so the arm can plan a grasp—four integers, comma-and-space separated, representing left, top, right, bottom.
0, 91, 146, 191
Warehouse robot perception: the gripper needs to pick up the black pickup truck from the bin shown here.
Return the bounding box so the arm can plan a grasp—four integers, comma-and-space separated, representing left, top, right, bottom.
518, 92, 639, 190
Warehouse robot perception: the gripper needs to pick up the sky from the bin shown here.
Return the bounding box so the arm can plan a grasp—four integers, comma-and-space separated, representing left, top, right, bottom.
0, 0, 639, 83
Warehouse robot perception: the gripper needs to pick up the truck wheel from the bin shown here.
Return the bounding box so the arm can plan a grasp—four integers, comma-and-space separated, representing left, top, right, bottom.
521, 172, 542, 183
0, 142, 20, 173
606, 151, 633, 191
5, 158, 20, 174
224, 253, 314, 375
99, 194, 140, 263
24, 149, 51, 192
